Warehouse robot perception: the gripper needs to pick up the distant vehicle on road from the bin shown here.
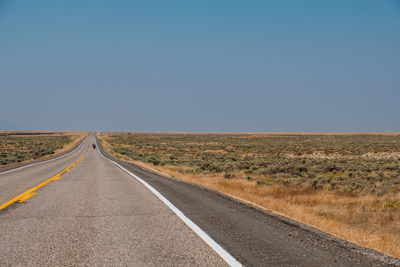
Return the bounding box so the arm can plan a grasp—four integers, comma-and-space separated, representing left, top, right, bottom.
92, 144, 96, 149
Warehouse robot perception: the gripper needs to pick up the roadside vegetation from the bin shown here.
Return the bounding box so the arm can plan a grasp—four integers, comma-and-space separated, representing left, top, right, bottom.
100, 132, 400, 258
0, 132, 87, 166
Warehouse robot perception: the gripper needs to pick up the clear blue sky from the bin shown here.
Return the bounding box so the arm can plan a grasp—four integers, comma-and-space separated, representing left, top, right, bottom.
1, 0, 399, 131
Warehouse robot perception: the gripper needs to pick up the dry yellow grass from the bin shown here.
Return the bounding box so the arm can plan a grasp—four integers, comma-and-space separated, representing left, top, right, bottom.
99, 135, 400, 258
53, 131, 88, 154
0, 131, 88, 167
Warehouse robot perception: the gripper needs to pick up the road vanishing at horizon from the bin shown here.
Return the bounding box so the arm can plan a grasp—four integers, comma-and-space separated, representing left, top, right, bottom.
0, 134, 398, 266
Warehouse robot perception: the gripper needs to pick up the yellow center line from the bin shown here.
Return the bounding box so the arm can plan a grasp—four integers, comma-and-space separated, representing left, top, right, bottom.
0, 153, 85, 211
18, 192, 36, 203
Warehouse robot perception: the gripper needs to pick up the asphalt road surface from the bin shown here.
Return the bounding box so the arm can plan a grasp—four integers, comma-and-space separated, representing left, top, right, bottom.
0, 134, 398, 266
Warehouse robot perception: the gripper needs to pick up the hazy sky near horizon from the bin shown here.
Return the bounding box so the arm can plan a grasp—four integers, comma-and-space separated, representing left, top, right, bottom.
1, 0, 399, 131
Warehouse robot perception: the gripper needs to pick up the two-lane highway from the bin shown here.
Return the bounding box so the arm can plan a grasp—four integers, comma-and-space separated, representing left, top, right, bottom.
0, 134, 228, 266
0, 136, 88, 207
0, 134, 399, 266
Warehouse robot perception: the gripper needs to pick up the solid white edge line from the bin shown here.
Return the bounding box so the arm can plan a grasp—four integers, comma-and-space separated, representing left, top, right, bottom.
0, 134, 89, 175
96, 140, 242, 267
114, 162, 242, 267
